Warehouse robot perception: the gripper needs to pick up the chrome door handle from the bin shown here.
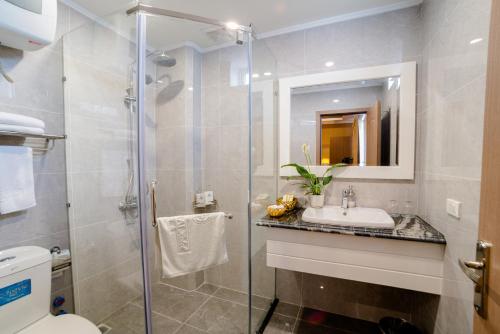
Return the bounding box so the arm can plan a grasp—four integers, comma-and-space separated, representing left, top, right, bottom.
462, 260, 485, 270
151, 180, 158, 228
458, 240, 492, 318
458, 259, 482, 284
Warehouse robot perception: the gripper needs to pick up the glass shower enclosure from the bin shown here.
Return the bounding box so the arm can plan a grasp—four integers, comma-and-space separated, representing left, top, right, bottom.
64, 3, 277, 333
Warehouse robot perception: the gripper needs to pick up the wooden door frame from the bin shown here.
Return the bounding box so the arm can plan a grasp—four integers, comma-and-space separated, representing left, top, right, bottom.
315, 107, 368, 165
474, 0, 500, 332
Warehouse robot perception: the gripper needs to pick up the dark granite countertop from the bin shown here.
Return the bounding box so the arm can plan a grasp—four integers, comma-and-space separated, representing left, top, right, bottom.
256, 209, 446, 245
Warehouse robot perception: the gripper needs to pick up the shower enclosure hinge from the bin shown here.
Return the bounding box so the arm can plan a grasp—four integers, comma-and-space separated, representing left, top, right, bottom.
62, 76, 67, 82
66, 202, 71, 208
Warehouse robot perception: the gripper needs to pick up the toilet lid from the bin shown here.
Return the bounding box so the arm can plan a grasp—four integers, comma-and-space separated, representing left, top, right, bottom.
18, 314, 101, 334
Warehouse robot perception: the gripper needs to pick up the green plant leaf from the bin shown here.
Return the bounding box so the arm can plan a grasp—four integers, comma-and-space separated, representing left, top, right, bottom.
322, 175, 333, 186
322, 163, 347, 178
281, 163, 313, 179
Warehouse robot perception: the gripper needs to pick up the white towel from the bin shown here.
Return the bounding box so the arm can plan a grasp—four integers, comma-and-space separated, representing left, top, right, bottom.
0, 146, 36, 215
0, 124, 45, 135
0, 112, 45, 129
157, 212, 228, 278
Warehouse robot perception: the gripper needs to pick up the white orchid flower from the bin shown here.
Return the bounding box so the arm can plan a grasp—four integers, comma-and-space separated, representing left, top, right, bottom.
302, 144, 310, 155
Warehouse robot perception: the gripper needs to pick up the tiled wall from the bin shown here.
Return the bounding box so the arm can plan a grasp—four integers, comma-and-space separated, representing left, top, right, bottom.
415, 0, 492, 333
277, 272, 423, 324
263, 6, 422, 211
201, 44, 253, 293
0, 2, 77, 314
200, 41, 278, 299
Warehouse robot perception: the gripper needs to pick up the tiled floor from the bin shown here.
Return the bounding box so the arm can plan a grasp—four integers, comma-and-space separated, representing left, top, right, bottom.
102, 283, 380, 334
264, 305, 381, 334
102, 283, 273, 334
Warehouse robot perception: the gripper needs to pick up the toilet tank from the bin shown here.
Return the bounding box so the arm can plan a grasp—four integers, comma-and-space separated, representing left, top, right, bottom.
0, 246, 52, 333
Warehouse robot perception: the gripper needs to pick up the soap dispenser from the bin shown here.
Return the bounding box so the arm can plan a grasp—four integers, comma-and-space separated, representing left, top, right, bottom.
347, 185, 356, 208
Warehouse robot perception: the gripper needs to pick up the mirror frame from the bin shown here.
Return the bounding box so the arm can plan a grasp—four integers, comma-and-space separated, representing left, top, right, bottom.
279, 62, 416, 180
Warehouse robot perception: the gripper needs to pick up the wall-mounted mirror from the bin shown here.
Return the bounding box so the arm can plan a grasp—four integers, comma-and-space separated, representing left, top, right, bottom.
280, 62, 416, 179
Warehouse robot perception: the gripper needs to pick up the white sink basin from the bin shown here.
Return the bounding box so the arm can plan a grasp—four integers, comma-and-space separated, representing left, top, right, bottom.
302, 206, 395, 229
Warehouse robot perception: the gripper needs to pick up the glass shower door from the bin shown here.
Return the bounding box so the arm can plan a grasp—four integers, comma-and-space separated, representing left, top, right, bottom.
63, 8, 148, 334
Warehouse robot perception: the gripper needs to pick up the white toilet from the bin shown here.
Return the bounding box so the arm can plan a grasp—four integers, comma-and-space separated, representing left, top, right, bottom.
0, 246, 101, 334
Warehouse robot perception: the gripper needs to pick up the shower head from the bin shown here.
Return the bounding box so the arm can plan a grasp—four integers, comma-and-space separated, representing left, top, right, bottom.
148, 50, 176, 67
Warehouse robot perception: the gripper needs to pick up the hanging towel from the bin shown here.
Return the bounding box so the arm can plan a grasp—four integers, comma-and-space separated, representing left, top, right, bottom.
157, 212, 228, 278
0, 112, 45, 129
0, 124, 45, 135
0, 146, 36, 215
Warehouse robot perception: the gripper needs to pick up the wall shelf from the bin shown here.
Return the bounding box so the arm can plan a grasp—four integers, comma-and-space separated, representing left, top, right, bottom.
0, 130, 67, 140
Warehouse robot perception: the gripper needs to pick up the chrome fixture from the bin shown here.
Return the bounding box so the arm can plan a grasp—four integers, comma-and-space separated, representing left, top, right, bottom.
151, 180, 158, 228
341, 189, 349, 210
126, 4, 252, 33
341, 186, 356, 212
147, 50, 176, 67
120, 49, 178, 215
0, 130, 66, 153
459, 240, 492, 318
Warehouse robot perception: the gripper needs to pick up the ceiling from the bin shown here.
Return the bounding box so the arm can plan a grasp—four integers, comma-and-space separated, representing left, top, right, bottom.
67, 0, 422, 50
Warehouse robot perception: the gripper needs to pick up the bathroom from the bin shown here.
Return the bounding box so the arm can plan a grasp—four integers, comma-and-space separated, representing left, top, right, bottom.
0, 0, 498, 333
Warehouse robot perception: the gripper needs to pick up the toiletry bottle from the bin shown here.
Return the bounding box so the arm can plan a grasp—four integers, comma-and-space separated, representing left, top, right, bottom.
347, 186, 356, 208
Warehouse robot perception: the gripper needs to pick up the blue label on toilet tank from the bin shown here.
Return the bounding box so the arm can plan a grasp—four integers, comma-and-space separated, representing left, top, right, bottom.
0, 279, 31, 307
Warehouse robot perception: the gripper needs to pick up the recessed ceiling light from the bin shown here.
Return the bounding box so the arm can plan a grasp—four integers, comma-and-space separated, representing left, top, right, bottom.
470, 38, 483, 45
263, 72, 272, 76
325, 61, 335, 68
333, 99, 340, 103
187, 87, 193, 91
252, 73, 260, 78
226, 21, 240, 30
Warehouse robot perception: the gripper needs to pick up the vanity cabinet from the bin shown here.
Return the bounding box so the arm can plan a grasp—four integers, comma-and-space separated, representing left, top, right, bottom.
259, 213, 446, 295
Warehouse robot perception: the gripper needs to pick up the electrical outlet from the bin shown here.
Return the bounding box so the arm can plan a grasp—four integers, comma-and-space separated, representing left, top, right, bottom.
446, 199, 461, 219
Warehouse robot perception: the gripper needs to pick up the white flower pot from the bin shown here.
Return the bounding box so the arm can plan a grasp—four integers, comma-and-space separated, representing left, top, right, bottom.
309, 194, 325, 208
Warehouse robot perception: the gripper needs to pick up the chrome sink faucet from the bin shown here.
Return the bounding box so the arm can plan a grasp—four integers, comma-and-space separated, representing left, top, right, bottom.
341, 186, 356, 209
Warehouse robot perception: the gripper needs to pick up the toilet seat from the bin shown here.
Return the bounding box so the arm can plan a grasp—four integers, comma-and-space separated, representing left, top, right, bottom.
18, 314, 101, 334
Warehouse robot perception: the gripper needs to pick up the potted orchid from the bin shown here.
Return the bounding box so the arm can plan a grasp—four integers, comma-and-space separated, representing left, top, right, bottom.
282, 144, 345, 208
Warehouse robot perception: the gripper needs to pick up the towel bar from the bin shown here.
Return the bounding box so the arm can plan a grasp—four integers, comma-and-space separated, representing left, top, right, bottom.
150, 181, 233, 227
0, 130, 66, 140
0, 130, 66, 152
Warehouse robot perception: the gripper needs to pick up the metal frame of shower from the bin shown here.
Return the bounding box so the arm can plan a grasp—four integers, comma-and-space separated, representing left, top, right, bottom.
127, 4, 258, 334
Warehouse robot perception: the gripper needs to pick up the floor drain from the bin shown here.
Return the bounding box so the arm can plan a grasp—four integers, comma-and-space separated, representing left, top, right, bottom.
97, 323, 112, 334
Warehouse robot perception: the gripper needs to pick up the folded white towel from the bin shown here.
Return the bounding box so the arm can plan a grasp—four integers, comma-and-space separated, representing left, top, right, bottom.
0, 124, 45, 135
0, 146, 36, 215
157, 212, 228, 278
0, 112, 45, 129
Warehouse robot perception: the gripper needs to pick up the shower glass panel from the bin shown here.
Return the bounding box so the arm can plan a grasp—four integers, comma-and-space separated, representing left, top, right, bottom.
250, 40, 279, 332
62, 9, 148, 333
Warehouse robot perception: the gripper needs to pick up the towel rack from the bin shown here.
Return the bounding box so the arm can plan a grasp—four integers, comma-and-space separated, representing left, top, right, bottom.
0, 131, 67, 152
0, 130, 67, 140
150, 181, 233, 228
